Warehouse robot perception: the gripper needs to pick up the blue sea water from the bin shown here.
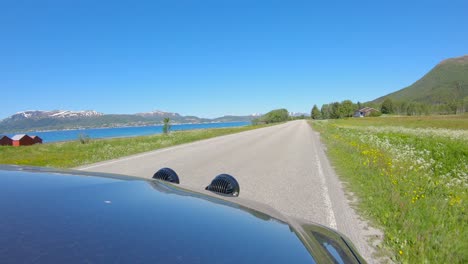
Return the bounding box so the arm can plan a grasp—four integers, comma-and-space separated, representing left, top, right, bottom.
7, 122, 250, 143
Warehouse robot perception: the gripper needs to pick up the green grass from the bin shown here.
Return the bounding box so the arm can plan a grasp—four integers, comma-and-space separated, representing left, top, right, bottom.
312, 115, 467, 263
331, 113, 468, 130
0, 125, 267, 168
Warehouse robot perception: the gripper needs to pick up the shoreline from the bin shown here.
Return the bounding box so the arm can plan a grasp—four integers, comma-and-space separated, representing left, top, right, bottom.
2, 121, 249, 134
46, 125, 250, 144
6, 121, 251, 144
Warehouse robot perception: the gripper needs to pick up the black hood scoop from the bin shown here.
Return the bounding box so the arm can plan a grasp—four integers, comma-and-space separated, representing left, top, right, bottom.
152, 168, 180, 184
206, 174, 240, 197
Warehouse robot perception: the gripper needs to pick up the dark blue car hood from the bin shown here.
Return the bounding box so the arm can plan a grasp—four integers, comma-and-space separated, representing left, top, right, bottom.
0, 166, 364, 263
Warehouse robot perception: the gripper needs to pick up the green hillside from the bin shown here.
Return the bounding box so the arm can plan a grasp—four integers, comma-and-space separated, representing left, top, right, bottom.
372, 55, 468, 105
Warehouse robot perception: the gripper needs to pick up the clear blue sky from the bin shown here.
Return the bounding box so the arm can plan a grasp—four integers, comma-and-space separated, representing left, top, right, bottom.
1, 0, 467, 119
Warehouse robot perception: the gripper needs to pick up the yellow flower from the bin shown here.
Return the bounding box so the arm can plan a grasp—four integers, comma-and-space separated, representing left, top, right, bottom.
449, 196, 462, 206
399, 250, 403, 255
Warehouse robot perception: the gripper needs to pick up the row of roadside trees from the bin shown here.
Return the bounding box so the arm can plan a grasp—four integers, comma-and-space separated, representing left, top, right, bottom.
379, 98, 467, 115
310, 100, 379, 120
311, 97, 467, 120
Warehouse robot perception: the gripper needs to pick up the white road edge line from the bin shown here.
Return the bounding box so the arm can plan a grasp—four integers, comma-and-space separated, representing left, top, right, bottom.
315, 153, 338, 229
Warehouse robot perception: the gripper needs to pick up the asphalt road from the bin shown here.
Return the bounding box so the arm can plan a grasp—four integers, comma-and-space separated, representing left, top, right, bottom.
79, 120, 383, 263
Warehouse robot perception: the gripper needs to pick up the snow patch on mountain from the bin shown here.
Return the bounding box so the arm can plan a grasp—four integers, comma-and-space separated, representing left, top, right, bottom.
135, 110, 181, 117
11, 110, 103, 120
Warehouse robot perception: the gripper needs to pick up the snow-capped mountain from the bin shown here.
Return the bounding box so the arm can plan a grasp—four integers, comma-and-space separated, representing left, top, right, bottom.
49, 110, 103, 118
10, 110, 103, 120
0, 109, 257, 133
135, 110, 181, 118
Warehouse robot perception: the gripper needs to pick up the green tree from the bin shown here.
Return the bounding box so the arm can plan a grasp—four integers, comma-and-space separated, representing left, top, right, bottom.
264, 109, 289, 123
330, 102, 341, 119
340, 100, 354, 117
254, 109, 289, 124
446, 100, 460, 114
381, 98, 395, 114
399, 101, 408, 115
463, 97, 468, 113
407, 103, 416, 116
163, 118, 171, 134
311, 105, 321, 120
251, 118, 261, 125
321, 104, 330, 119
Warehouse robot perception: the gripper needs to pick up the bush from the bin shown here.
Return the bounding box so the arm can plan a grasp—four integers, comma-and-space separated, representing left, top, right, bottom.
255, 109, 289, 124
369, 110, 382, 117
381, 98, 395, 114
78, 133, 90, 144
163, 118, 171, 134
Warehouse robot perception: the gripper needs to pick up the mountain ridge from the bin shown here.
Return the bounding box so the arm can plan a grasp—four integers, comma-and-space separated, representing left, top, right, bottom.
10, 110, 103, 121
0, 110, 258, 133
371, 55, 468, 105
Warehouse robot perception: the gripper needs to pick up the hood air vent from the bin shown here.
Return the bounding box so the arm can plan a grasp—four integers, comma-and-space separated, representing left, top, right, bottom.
206, 174, 240, 197
152, 168, 180, 184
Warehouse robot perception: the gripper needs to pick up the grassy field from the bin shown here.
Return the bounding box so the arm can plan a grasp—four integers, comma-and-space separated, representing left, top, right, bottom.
335, 113, 468, 130
0, 125, 266, 168
312, 115, 467, 263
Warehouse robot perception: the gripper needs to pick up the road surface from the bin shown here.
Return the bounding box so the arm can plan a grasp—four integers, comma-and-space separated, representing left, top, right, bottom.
79, 120, 383, 263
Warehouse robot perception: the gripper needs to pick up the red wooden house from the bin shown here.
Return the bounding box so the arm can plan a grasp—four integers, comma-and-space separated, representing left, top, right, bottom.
31, 136, 43, 144
11, 134, 35, 146
0, 136, 13, 146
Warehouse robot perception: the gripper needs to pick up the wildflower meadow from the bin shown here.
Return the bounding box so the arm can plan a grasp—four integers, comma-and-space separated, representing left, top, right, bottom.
313, 115, 467, 263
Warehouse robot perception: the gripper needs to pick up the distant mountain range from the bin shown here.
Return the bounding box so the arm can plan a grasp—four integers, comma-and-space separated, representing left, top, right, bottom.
8, 110, 104, 120
371, 55, 468, 105
0, 110, 259, 133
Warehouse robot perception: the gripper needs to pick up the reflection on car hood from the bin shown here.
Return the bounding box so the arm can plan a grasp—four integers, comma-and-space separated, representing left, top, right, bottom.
0, 165, 365, 263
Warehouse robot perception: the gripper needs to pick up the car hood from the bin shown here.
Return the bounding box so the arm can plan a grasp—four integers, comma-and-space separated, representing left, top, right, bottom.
0, 165, 364, 263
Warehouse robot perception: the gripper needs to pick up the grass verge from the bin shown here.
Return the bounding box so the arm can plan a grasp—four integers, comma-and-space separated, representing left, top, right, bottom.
0, 125, 268, 168
311, 115, 467, 263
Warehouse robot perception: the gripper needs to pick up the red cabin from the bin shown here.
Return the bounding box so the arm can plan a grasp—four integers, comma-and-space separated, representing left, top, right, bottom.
31, 135, 43, 144
11, 134, 35, 146
0, 136, 13, 146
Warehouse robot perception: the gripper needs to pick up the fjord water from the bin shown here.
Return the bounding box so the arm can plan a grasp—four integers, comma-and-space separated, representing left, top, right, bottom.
9, 122, 249, 143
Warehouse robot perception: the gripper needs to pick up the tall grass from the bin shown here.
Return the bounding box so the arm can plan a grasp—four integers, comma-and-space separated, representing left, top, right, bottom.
335, 113, 468, 130
0, 125, 266, 168
312, 116, 467, 263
